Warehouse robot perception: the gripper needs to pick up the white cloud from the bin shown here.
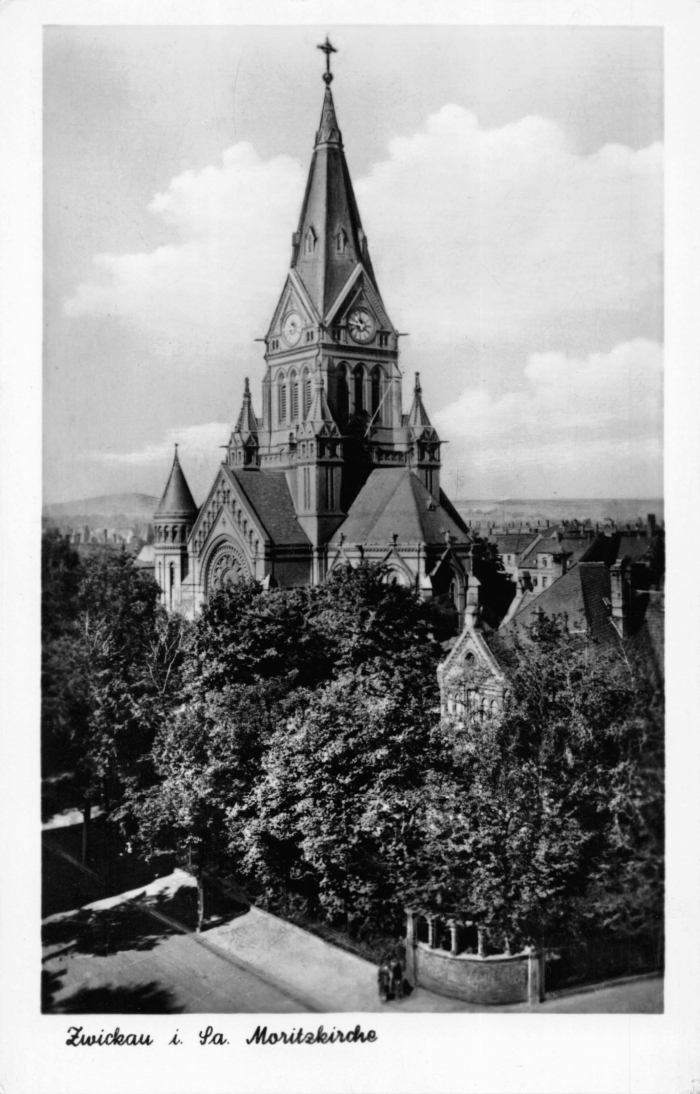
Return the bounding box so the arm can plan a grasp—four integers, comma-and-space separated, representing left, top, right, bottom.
66, 107, 662, 499
358, 107, 662, 345
65, 144, 306, 357
95, 421, 231, 501
434, 339, 663, 497
65, 107, 662, 361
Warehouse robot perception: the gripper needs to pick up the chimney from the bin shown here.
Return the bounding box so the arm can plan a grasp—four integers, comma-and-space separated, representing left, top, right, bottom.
610, 559, 629, 638
647, 513, 657, 536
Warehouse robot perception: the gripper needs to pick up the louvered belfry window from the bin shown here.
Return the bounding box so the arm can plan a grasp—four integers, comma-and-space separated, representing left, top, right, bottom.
278, 374, 286, 423
303, 368, 312, 417
290, 371, 299, 420
354, 364, 364, 414
337, 363, 349, 421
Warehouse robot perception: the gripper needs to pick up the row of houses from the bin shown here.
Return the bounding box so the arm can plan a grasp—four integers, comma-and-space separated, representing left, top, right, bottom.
439, 515, 664, 720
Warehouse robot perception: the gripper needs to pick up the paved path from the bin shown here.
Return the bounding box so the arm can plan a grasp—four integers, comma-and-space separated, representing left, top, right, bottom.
42, 868, 662, 1015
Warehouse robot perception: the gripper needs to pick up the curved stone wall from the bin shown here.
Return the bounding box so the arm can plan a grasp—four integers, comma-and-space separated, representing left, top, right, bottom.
404, 911, 543, 1006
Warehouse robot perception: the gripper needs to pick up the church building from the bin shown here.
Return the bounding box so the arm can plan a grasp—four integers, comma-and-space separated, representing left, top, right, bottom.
153, 41, 477, 622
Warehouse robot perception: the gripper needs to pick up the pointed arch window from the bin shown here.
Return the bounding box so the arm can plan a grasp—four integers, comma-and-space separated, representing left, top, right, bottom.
335, 227, 348, 255
304, 227, 317, 255
277, 373, 287, 423
302, 367, 312, 418
337, 363, 349, 422
371, 366, 384, 424
290, 370, 299, 420
353, 364, 365, 415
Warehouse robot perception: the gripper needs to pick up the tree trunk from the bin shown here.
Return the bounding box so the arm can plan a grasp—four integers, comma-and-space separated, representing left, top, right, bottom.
196, 876, 205, 933
82, 801, 91, 864
477, 926, 487, 958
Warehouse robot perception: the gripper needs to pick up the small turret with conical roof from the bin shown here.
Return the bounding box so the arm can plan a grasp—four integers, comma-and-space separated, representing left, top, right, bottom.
153, 446, 199, 610
155, 445, 198, 520
406, 373, 442, 499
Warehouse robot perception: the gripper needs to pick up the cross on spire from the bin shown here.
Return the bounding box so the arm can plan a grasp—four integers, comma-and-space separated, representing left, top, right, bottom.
317, 36, 337, 85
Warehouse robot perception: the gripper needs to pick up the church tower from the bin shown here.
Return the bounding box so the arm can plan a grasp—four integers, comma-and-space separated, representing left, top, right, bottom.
259, 39, 407, 543
153, 446, 199, 611
175, 38, 477, 613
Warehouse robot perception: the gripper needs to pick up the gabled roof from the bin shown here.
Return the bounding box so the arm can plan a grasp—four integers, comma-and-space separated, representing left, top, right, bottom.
330, 468, 471, 547
155, 448, 198, 520
221, 466, 310, 548
490, 532, 541, 556
291, 84, 380, 319
520, 531, 597, 567
506, 561, 616, 646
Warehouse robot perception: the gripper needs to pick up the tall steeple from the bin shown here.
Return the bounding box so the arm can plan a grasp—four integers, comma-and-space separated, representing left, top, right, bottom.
259, 41, 407, 530
290, 41, 377, 317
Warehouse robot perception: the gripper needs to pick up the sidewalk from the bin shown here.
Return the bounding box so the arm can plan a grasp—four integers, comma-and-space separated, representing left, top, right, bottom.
42, 868, 663, 1015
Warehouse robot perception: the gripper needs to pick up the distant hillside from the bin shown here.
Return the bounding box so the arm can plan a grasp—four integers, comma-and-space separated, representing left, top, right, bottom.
43, 493, 159, 526
454, 497, 664, 527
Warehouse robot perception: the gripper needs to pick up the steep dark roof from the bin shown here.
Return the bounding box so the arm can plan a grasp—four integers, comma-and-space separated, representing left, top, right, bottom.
617, 535, 654, 563
490, 533, 540, 556
222, 466, 310, 548
291, 85, 379, 317
331, 468, 471, 546
155, 449, 198, 520
506, 562, 615, 645
579, 563, 615, 643
625, 590, 664, 685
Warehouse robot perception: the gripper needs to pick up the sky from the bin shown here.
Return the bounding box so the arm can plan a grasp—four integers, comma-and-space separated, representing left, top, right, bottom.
43, 24, 663, 504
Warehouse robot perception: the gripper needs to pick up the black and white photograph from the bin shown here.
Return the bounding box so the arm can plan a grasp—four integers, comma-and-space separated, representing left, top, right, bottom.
1, 4, 699, 1093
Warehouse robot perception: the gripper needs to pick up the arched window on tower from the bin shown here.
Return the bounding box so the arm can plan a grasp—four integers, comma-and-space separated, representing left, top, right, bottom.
353, 364, 365, 415
302, 367, 311, 418
290, 370, 299, 421
335, 227, 348, 254
336, 363, 349, 422
371, 366, 384, 424
277, 373, 286, 423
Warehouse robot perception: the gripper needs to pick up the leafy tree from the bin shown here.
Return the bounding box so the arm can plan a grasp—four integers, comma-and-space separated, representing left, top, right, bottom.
188, 564, 440, 697
41, 536, 186, 857
238, 658, 441, 941
133, 683, 279, 930
401, 616, 663, 955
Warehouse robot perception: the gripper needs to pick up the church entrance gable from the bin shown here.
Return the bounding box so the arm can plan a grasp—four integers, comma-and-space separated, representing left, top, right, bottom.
190, 468, 266, 578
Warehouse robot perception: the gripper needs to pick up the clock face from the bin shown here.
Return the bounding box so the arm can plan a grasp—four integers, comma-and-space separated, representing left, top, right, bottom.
282, 312, 302, 346
347, 308, 375, 343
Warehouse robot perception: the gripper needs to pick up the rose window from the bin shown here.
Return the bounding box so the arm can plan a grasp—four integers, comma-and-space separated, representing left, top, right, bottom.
208, 546, 247, 592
